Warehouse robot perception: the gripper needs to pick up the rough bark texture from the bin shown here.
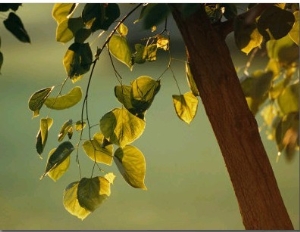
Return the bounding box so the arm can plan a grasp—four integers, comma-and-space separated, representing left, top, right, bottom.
170, 4, 294, 230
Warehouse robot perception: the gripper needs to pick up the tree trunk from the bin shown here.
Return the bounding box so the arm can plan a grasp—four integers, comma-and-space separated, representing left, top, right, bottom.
170, 4, 294, 230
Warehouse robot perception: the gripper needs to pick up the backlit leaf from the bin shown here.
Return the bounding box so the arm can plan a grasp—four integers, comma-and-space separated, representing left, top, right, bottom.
52, 3, 77, 24
172, 92, 199, 124
104, 172, 116, 184
36, 117, 53, 155
133, 44, 146, 64
77, 176, 111, 212
82, 132, 113, 165
289, 11, 299, 45
277, 82, 299, 115
143, 44, 157, 61
75, 120, 86, 131
117, 23, 128, 36
40, 141, 74, 180
257, 6, 295, 40
56, 17, 84, 43
100, 107, 146, 147
58, 119, 73, 142
114, 85, 134, 111
3, 12, 30, 43
108, 34, 132, 70
45, 86, 82, 110
63, 181, 91, 220
28, 86, 54, 117
156, 35, 169, 50
131, 76, 160, 112
48, 148, 71, 181
63, 42, 93, 82
186, 62, 199, 96
114, 145, 147, 190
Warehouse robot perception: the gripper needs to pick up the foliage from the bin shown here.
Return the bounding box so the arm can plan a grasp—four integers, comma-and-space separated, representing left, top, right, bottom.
22, 3, 300, 219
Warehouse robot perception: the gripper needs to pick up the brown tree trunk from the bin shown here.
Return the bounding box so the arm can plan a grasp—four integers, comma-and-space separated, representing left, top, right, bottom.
170, 4, 294, 230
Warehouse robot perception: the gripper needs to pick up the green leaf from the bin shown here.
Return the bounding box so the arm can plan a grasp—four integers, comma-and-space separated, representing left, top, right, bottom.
172, 92, 199, 124
180, 4, 201, 18
257, 6, 295, 40
45, 86, 82, 110
234, 17, 262, 54
108, 34, 132, 70
40, 141, 75, 180
143, 44, 157, 61
89, 3, 120, 32
3, 12, 30, 43
114, 145, 147, 190
82, 132, 113, 165
77, 176, 111, 212
58, 119, 73, 142
52, 3, 77, 24
140, 4, 170, 29
186, 62, 199, 96
56, 17, 84, 43
133, 44, 146, 64
63, 181, 91, 220
63, 42, 93, 82
131, 76, 160, 112
289, 11, 299, 45
114, 85, 134, 111
48, 148, 71, 182
75, 120, 86, 131
100, 107, 146, 147
28, 86, 54, 117
74, 28, 92, 43
117, 23, 128, 36
36, 117, 53, 155
277, 82, 299, 115
0, 3, 22, 12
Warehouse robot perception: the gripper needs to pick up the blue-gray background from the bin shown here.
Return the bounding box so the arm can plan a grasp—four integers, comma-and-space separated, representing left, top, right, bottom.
0, 4, 298, 230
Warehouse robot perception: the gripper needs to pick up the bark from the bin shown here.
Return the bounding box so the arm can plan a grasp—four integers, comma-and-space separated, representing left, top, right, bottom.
170, 4, 294, 230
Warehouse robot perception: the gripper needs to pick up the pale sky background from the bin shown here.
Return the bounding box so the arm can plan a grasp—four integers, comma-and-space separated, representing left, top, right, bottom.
0, 3, 298, 230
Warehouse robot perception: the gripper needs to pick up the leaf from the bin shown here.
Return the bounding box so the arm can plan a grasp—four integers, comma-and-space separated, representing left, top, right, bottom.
3, 12, 30, 43
77, 176, 111, 212
36, 117, 53, 155
40, 141, 74, 180
289, 11, 299, 45
52, 3, 77, 24
28, 86, 54, 117
90, 3, 120, 32
63, 181, 91, 220
234, 17, 262, 54
108, 35, 132, 70
58, 119, 73, 142
104, 172, 116, 184
114, 85, 134, 111
56, 17, 84, 43
63, 42, 93, 82
0, 3, 22, 12
156, 35, 169, 50
75, 120, 86, 131
143, 44, 157, 61
117, 23, 128, 36
131, 76, 161, 112
133, 44, 146, 64
257, 6, 295, 40
100, 108, 146, 147
82, 132, 113, 166
114, 145, 147, 190
277, 82, 299, 115
172, 92, 199, 124
44, 86, 82, 110
180, 4, 201, 18
186, 62, 199, 96
140, 4, 170, 29
48, 148, 71, 181
74, 28, 92, 43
